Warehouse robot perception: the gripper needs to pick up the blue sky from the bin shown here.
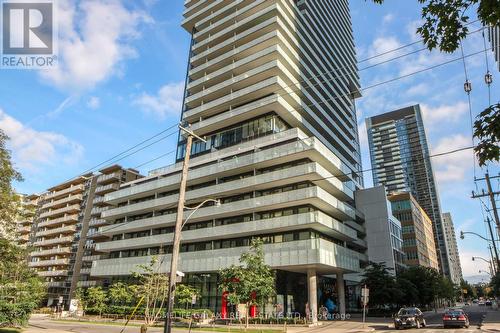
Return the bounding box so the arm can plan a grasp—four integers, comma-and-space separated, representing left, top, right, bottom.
1, 0, 499, 281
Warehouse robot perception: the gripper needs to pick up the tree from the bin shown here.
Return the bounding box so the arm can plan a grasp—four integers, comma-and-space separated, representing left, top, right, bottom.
219, 239, 275, 328
460, 279, 477, 299
0, 130, 23, 240
109, 282, 136, 306
0, 239, 45, 327
474, 103, 500, 166
369, 0, 500, 166
79, 287, 107, 316
490, 272, 500, 296
361, 263, 400, 309
175, 284, 199, 309
398, 266, 442, 308
132, 257, 169, 331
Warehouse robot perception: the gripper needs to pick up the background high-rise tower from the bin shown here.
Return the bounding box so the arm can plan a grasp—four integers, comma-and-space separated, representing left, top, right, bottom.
366, 105, 452, 278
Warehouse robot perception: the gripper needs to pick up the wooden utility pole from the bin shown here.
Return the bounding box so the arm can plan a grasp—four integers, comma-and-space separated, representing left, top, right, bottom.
486, 217, 500, 272
164, 126, 205, 333
472, 173, 500, 236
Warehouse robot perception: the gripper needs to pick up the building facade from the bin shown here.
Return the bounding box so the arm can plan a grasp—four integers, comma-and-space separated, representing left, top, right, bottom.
355, 186, 405, 274
442, 212, 463, 284
91, 0, 366, 319
79, 166, 142, 289
388, 192, 439, 270
365, 105, 451, 278
26, 166, 141, 308
29, 175, 93, 307
489, 26, 500, 72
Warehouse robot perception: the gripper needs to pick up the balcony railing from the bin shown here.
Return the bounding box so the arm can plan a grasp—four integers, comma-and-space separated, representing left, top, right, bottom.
35, 225, 76, 237
95, 183, 120, 195
39, 204, 80, 219
33, 236, 73, 247
30, 247, 71, 257
91, 206, 110, 216
38, 214, 79, 228
41, 194, 83, 210
29, 258, 69, 267
44, 184, 85, 200
38, 270, 68, 277
77, 280, 97, 287
96, 172, 121, 185
89, 218, 109, 227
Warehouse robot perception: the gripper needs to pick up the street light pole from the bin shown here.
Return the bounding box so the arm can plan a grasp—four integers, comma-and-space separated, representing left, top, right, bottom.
461, 230, 500, 273
164, 125, 206, 333
473, 256, 494, 276
486, 217, 500, 273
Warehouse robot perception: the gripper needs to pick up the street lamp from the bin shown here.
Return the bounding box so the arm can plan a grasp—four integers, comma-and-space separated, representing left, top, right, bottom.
461, 230, 500, 272
472, 256, 494, 276
182, 199, 221, 229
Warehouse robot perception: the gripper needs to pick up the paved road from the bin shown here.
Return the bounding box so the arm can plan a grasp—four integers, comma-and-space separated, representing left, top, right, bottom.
370, 304, 489, 333
26, 304, 495, 333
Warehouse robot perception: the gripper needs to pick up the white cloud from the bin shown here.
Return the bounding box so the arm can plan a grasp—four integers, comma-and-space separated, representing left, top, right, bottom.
0, 109, 84, 171
431, 134, 473, 184
382, 13, 394, 25
420, 102, 469, 128
133, 82, 184, 119
405, 83, 430, 97
39, 0, 151, 92
368, 36, 403, 64
87, 96, 100, 109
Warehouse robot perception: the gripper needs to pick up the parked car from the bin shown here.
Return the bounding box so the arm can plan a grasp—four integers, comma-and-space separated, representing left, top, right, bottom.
394, 307, 426, 329
473, 299, 478, 304
443, 309, 469, 328
464, 302, 470, 306
479, 301, 486, 306
486, 300, 493, 306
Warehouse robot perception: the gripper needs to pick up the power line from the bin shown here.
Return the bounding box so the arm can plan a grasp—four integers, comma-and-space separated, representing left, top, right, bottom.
79, 124, 178, 175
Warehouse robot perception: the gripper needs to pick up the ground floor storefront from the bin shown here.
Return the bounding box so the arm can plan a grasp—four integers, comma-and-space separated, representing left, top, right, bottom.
182, 269, 362, 321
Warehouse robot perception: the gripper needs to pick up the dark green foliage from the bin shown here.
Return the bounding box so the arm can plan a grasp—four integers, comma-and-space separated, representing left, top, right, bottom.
0, 240, 45, 328
474, 103, 500, 166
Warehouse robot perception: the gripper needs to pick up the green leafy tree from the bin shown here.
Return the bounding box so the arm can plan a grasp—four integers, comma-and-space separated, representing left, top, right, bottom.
175, 284, 200, 309
369, 0, 500, 166
0, 130, 23, 240
132, 256, 169, 331
361, 263, 400, 309
460, 279, 477, 299
83, 287, 107, 316
398, 266, 442, 308
395, 275, 419, 307
490, 272, 500, 296
0, 239, 45, 327
109, 282, 136, 306
474, 103, 500, 166
219, 239, 275, 328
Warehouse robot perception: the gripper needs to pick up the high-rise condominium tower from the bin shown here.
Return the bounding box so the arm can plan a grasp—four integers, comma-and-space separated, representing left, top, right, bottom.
92, 0, 366, 319
366, 105, 451, 278
442, 213, 463, 284
489, 26, 500, 72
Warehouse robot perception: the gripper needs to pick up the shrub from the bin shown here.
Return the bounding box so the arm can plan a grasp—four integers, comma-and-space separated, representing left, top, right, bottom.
0, 301, 37, 327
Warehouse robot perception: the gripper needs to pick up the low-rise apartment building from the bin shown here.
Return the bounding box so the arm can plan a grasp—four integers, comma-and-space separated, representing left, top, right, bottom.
388, 192, 439, 270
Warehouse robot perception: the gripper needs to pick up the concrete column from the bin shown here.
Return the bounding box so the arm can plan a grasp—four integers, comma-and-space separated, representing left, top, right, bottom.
337, 272, 346, 316
307, 269, 318, 324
